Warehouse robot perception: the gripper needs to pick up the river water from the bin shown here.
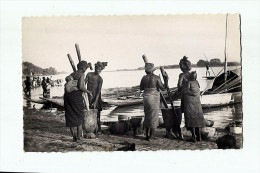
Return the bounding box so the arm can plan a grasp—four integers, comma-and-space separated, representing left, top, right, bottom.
23, 66, 242, 129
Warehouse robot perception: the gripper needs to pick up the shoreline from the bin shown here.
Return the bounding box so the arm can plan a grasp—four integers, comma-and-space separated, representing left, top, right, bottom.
23, 107, 242, 152
105, 65, 241, 72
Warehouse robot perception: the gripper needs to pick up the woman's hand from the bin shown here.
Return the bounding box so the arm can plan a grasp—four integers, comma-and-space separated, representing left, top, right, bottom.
90, 100, 97, 109
86, 90, 92, 97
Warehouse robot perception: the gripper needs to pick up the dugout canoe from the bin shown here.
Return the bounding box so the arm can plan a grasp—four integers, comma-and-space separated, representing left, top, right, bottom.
103, 91, 242, 108
23, 97, 49, 104
35, 90, 241, 108
103, 97, 143, 107
39, 97, 64, 107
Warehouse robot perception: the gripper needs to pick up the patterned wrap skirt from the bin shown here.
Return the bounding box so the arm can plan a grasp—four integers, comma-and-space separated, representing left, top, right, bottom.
64, 90, 85, 127
182, 94, 205, 128
143, 88, 160, 129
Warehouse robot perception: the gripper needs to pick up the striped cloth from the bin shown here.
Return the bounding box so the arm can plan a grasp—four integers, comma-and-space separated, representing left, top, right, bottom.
143, 88, 160, 129
64, 90, 85, 127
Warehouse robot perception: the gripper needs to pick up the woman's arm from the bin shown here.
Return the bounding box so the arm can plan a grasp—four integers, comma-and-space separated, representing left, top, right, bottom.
78, 74, 92, 95
85, 73, 89, 84
92, 77, 103, 105
185, 81, 194, 96
157, 76, 166, 91
140, 77, 145, 91
177, 73, 184, 91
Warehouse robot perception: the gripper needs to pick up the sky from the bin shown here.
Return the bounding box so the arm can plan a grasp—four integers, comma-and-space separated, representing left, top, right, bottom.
22, 14, 241, 72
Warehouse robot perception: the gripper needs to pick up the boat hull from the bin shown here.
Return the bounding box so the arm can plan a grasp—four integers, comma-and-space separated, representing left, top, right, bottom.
36, 91, 242, 109
23, 97, 49, 104
39, 97, 64, 107
103, 91, 242, 108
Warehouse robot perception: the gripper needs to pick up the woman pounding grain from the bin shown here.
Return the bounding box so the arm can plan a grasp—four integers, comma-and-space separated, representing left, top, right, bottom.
64, 61, 92, 142
85, 61, 107, 134
140, 63, 166, 141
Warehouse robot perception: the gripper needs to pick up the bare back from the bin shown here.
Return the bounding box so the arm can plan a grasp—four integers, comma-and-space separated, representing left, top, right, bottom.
140, 74, 165, 91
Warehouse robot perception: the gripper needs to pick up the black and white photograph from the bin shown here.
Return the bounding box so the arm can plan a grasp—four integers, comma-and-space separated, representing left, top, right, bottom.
0, 1, 259, 173
22, 14, 242, 151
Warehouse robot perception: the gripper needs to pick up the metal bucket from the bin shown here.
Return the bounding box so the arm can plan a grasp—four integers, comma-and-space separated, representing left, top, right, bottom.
161, 108, 182, 132
83, 109, 98, 133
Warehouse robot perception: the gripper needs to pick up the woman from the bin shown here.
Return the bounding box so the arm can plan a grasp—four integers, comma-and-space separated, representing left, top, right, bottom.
85, 61, 107, 134
24, 76, 31, 96
140, 63, 166, 141
183, 71, 205, 142
64, 61, 92, 142
177, 56, 192, 112
41, 77, 48, 97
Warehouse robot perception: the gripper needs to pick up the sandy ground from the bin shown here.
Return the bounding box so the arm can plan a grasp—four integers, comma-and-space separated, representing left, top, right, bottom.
23, 107, 242, 152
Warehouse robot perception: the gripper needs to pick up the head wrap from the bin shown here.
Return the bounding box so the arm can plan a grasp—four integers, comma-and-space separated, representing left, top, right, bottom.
77, 60, 89, 70
145, 63, 156, 72
88, 63, 93, 70
179, 56, 192, 72
95, 61, 108, 70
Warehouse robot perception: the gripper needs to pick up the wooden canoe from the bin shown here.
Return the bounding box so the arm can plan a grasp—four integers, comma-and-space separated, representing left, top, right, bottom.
39, 97, 64, 107
103, 98, 143, 107
103, 91, 242, 108
23, 97, 49, 104
37, 91, 241, 108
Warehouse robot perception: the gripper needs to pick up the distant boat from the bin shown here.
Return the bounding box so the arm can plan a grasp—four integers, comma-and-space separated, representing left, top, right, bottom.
200, 14, 242, 106
202, 76, 215, 80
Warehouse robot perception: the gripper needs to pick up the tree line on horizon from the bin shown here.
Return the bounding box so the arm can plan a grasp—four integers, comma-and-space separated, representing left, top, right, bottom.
22, 61, 63, 76
136, 58, 241, 70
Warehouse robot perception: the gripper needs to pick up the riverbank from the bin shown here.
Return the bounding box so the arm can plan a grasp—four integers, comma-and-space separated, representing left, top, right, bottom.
23, 107, 242, 152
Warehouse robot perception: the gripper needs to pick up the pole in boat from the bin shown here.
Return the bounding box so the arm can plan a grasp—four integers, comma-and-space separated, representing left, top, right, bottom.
203, 53, 216, 76
224, 13, 228, 82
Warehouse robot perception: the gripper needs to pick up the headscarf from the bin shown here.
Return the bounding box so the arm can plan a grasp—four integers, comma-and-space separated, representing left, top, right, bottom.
77, 60, 89, 70
179, 56, 192, 72
145, 63, 156, 72
95, 61, 108, 70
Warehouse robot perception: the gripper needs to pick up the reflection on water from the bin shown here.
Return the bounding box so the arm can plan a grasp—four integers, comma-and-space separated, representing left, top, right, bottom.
203, 103, 242, 128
